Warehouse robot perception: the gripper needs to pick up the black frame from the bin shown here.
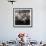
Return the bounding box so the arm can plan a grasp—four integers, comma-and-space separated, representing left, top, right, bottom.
13, 8, 33, 28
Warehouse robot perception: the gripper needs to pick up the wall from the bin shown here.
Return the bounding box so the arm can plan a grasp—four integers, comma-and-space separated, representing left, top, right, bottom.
0, 0, 46, 42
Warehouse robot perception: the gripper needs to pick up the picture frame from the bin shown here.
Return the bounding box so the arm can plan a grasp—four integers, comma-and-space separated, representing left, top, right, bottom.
13, 8, 33, 28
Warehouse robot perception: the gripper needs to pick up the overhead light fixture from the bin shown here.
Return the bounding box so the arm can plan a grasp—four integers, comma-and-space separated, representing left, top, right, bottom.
8, 0, 16, 4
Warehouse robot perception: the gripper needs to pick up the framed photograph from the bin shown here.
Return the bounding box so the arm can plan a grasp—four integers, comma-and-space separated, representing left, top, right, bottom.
13, 8, 33, 27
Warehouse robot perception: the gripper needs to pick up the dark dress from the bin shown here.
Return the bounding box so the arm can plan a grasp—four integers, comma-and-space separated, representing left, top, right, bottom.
15, 19, 30, 25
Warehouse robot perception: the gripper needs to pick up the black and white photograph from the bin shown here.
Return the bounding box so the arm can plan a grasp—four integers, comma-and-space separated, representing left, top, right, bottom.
13, 8, 32, 27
